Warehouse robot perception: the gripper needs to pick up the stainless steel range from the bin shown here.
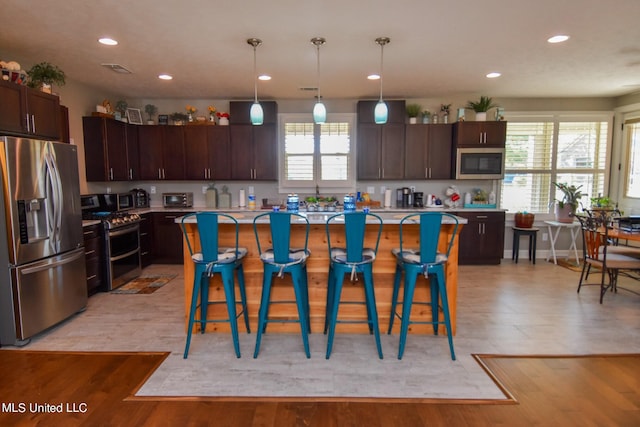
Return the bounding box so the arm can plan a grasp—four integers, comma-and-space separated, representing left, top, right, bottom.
81, 195, 142, 290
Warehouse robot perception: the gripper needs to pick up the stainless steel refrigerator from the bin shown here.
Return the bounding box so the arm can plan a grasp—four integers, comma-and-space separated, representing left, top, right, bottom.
0, 136, 87, 346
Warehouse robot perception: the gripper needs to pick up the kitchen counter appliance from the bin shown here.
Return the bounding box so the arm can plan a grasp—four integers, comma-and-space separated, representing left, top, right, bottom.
163, 192, 193, 208
81, 194, 141, 290
0, 137, 87, 346
396, 187, 413, 208
131, 188, 150, 208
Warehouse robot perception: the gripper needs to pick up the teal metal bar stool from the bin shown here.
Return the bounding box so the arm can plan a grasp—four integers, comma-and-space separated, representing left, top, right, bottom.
253, 212, 311, 358
181, 212, 250, 359
388, 212, 459, 360
325, 211, 384, 359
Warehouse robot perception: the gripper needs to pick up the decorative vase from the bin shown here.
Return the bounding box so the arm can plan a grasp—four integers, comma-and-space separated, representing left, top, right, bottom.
555, 203, 575, 223
219, 117, 229, 126
422, 116, 430, 124
409, 117, 417, 124
515, 213, 535, 228
443, 113, 449, 124
187, 112, 194, 122
209, 115, 215, 123
475, 112, 487, 121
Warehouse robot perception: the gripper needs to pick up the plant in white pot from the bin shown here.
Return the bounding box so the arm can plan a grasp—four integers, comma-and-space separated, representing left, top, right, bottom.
466, 95, 497, 121
553, 182, 584, 223
144, 104, 158, 124
26, 62, 66, 94
406, 104, 422, 124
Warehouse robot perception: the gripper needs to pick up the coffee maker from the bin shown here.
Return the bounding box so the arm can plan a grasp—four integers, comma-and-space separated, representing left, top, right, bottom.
396, 187, 413, 208
413, 192, 424, 207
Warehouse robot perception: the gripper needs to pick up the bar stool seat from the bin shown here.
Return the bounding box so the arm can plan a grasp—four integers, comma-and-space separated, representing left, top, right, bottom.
512, 226, 539, 264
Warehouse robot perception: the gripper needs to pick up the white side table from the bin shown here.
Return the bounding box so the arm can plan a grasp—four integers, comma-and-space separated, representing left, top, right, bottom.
544, 220, 581, 265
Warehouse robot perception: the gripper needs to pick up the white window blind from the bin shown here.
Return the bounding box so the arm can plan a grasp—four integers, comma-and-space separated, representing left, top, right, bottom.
625, 121, 640, 198
280, 114, 355, 192
501, 115, 611, 213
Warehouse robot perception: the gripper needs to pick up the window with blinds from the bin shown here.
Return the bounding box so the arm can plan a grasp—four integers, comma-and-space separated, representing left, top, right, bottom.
625, 121, 640, 198
501, 115, 611, 213
281, 114, 354, 191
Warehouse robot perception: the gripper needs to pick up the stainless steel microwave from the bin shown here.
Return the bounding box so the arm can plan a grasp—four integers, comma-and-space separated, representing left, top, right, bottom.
455, 148, 505, 180
162, 192, 193, 208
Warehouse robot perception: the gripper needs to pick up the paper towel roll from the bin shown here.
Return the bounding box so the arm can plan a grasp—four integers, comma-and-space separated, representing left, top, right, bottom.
239, 189, 246, 207
384, 189, 392, 207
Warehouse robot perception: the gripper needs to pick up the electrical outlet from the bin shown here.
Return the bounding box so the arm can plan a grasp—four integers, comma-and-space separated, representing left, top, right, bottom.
367, 186, 375, 194
410, 186, 416, 192
248, 186, 254, 194
202, 186, 208, 194
542, 233, 548, 241
150, 186, 156, 194
106, 187, 111, 193
380, 186, 386, 194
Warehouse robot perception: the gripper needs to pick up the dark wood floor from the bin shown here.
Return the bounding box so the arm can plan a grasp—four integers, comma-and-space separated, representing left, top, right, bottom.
1, 351, 639, 426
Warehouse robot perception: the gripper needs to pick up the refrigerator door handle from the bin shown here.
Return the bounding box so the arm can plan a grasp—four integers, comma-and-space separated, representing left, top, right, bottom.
44, 143, 64, 252
20, 248, 85, 275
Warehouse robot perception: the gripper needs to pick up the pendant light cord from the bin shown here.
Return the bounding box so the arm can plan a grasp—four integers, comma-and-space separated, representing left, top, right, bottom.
316, 43, 321, 103
253, 45, 258, 103
379, 42, 384, 102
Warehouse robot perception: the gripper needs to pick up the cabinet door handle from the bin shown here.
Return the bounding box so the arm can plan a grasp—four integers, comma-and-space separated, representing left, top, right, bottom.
87, 274, 97, 281
109, 167, 113, 180
129, 168, 133, 180
476, 215, 488, 219
204, 169, 207, 179
31, 115, 36, 134
163, 169, 166, 179
158, 168, 162, 179
479, 133, 483, 144
25, 114, 30, 132
85, 250, 96, 256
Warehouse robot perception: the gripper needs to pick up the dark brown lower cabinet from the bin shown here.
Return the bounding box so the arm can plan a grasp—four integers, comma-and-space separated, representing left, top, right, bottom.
139, 213, 153, 267
151, 212, 184, 264
454, 211, 505, 265
83, 224, 105, 295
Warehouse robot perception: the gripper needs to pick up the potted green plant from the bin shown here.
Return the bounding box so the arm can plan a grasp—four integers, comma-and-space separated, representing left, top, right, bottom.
115, 100, 128, 121
406, 104, 422, 124
26, 62, 66, 93
553, 182, 584, 223
170, 112, 188, 125
465, 95, 497, 121
144, 104, 158, 124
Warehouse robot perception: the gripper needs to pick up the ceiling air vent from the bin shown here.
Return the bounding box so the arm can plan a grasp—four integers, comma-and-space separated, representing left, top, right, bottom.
299, 87, 318, 92
101, 63, 133, 74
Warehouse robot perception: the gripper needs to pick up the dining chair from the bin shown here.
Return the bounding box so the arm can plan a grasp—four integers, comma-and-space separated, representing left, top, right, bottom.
253, 212, 311, 358
576, 212, 640, 303
324, 211, 384, 359
388, 212, 459, 360
181, 212, 250, 358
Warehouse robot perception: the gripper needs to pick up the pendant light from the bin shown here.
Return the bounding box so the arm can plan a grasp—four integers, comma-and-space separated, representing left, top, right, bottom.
374, 37, 390, 124
247, 38, 264, 125
311, 37, 326, 124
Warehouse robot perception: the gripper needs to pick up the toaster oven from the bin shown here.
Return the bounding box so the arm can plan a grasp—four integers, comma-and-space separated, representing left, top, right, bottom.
162, 192, 193, 208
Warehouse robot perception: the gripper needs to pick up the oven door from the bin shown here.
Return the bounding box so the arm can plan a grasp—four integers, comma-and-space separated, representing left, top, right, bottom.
456, 148, 505, 179
106, 223, 141, 290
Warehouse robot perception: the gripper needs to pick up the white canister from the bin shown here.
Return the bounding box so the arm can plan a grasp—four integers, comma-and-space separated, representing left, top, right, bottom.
464, 192, 472, 205
205, 186, 217, 208
239, 189, 246, 207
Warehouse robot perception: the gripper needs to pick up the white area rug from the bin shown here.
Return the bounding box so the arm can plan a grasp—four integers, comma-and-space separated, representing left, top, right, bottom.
137, 333, 504, 399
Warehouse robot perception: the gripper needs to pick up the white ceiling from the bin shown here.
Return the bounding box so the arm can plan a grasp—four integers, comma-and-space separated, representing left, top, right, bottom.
2, 0, 640, 101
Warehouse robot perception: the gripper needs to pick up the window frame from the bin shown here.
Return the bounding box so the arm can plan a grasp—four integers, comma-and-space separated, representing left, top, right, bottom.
278, 112, 356, 194
624, 118, 640, 199
501, 112, 613, 214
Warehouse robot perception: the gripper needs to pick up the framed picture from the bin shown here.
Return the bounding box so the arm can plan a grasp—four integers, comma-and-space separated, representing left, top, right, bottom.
126, 108, 143, 125
158, 114, 169, 125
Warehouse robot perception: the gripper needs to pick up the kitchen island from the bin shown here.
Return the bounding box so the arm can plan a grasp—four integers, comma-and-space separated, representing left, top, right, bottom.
179, 211, 465, 336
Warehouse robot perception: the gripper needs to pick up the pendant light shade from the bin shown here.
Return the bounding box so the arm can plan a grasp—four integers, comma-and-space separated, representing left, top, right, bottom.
311, 37, 327, 124
374, 37, 390, 125
247, 38, 264, 125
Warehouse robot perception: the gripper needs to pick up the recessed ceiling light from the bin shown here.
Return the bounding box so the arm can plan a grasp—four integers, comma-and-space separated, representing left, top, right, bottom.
158, 74, 173, 80
486, 72, 501, 78
98, 38, 118, 46
368, 74, 380, 80
258, 74, 271, 81
547, 35, 569, 43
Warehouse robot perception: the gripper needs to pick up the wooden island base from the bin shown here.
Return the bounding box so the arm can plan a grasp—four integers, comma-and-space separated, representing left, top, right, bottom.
181, 219, 461, 336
